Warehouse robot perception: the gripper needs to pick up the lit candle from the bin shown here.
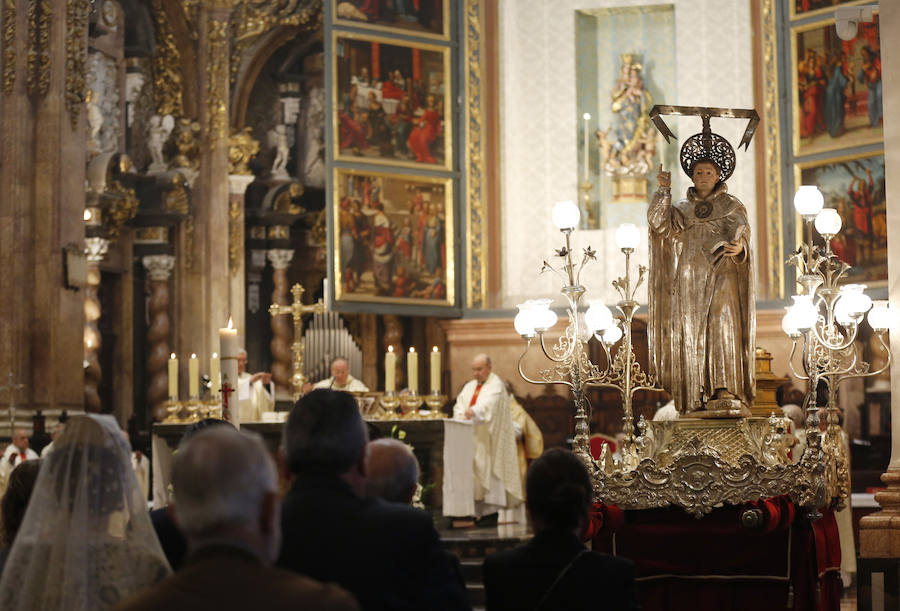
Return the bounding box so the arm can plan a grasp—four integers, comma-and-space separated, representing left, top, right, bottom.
189, 353, 199, 398
430, 346, 440, 393
385, 346, 396, 392
219, 317, 240, 426
168, 353, 178, 399
210, 352, 220, 398
583, 112, 591, 182
407, 347, 418, 394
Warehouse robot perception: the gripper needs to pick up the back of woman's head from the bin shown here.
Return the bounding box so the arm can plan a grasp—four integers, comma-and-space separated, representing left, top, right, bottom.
526, 448, 592, 531
1, 460, 42, 545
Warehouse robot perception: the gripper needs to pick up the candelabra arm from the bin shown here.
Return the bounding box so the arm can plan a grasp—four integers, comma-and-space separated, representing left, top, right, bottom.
787, 338, 810, 381
517, 343, 573, 389
538, 328, 575, 363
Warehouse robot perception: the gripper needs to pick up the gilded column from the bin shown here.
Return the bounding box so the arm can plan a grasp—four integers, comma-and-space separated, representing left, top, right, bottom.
83, 237, 108, 412
267, 248, 294, 396
227, 126, 258, 336
143, 255, 175, 422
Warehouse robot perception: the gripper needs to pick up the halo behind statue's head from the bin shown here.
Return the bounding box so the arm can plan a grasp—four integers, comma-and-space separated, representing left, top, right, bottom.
680, 132, 736, 181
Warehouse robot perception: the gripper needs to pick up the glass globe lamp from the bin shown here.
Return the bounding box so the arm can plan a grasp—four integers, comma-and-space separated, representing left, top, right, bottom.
514, 303, 537, 338
790, 295, 818, 331
551, 200, 580, 231
529, 298, 558, 332
867, 300, 892, 331
814, 208, 842, 238
838, 284, 872, 318
782, 306, 801, 338
584, 300, 613, 333
794, 186, 824, 219
601, 324, 623, 346
614, 223, 641, 251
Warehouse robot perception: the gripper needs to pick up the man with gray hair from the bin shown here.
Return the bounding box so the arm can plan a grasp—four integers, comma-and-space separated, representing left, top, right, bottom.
278, 389, 470, 610
117, 427, 358, 611
365, 438, 420, 505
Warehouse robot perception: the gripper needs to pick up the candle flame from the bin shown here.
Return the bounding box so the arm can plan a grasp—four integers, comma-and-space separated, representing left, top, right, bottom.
583, 112, 591, 121
170, 353, 176, 359
191, 353, 197, 359
227, 317, 234, 329
388, 345, 394, 352
409, 347, 415, 353
432, 346, 438, 352
212, 352, 218, 358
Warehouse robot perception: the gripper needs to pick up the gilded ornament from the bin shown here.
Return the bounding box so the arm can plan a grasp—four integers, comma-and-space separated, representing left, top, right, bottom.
205, 18, 228, 148
163, 175, 190, 215
3, 0, 15, 94
229, 199, 242, 275
227, 126, 260, 174
65, 0, 90, 129
273, 183, 303, 214
102, 181, 139, 239
172, 118, 201, 169
309, 208, 326, 248
267, 225, 289, 240
150, 0, 184, 117
183, 215, 195, 270
26, 0, 51, 98
465, 0, 485, 308
762, 0, 783, 298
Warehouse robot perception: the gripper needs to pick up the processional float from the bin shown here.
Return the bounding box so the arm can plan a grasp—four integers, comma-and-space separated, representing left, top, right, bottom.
516, 105, 891, 518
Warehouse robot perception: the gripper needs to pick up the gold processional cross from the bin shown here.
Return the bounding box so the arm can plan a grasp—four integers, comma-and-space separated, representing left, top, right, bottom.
0, 372, 26, 435
269, 283, 326, 401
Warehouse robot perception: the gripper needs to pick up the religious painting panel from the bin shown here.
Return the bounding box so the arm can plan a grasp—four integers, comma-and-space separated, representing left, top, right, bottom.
333, 0, 449, 40
333, 168, 455, 306
333, 34, 452, 170
791, 13, 882, 157
795, 151, 886, 286
790, 0, 869, 21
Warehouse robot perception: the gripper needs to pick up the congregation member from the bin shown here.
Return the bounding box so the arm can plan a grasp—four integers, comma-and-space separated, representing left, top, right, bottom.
278, 389, 471, 610
0, 415, 170, 610
306, 356, 369, 392
0, 459, 42, 575
364, 438, 420, 504
453, 354, 523, 521
116, 426, 358, 611
483, 449, 638, 610
40, 423, 64, 457
237, 348, 275, 422
0, 429, 38, 492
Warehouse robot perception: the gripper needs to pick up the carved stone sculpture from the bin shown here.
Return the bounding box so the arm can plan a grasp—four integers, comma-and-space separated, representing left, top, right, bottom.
147, 114, 174, 172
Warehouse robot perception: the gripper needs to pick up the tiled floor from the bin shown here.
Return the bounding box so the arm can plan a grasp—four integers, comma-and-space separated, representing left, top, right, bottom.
841, 582, 857, 610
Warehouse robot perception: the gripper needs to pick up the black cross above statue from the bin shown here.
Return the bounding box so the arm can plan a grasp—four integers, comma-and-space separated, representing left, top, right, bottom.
0, 372, 26, 435
269, 283, 326, 401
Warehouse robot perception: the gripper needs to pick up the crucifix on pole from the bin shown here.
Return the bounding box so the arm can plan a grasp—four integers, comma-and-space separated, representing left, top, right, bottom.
269, 283, 326, 401
0, 372, 26, 436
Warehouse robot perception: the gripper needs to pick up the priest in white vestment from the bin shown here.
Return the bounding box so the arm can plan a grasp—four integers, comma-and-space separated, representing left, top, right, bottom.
309, 357, 369, 392
453, 354, 523, 519
237, 349, 275, 422
0, 429, 39, 493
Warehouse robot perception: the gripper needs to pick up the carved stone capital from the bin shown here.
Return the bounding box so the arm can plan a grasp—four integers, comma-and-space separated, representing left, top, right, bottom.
143, 254, 176, 280
228, 174, 255, 195
267, 249, 294, 270
84, 237, 110, 263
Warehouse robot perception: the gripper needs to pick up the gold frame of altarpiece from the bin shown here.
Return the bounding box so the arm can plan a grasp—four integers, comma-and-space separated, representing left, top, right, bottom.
332, 167, 456, 307
789, 0, 869, 22
331, 32, 453, 172
331, 0, 451, 41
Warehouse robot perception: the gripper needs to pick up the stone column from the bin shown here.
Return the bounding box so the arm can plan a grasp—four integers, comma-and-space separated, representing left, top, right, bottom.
143, 255, 175, 422
227, 173, 254, 335
83, 237, 109, 412
858, 1, 900, 563
267, 248, 294, 396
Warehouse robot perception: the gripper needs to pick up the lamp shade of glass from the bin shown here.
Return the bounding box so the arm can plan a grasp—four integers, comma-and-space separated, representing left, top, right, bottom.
794, 186, 824, 218
839, 284, 872, 317
528, 298, 558, 332
585, 300, 614, 333
514, 303, 537, 337
867, 300, 891, 331
601, 324, 623, 345
814, 208, 842, 236
615, 223, 641, 250
833, 297, 856, 326
790, 295, 818, 331
551, 200, 581, 230
782, 306, 801, 338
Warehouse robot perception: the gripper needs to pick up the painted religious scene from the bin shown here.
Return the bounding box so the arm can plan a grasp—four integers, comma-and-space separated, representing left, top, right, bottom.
799, 153, 887, 285
792, 0, 870, 19
334, 0, 447, 38
334, 169, 454, 305
334, 35, 450, 169
793, 14, 882, 156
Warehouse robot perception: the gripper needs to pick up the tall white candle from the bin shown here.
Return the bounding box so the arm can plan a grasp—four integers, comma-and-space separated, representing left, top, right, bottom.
189, 353, 199, 398
168, 353, 178, 399
407, 347, 418, 393
210, 352, 220, 398
583, 112, 591, 181
430, 346, 440, 393
385, 345, 396, 392
219, 317, 240, 428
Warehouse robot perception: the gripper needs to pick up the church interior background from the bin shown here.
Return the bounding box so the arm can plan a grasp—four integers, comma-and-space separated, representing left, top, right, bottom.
1, 0, 900, 607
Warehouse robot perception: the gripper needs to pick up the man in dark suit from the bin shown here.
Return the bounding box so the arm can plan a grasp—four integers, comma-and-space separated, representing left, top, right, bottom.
483, 448, 639, 611
277, 389, 471, 611
116, 427, 358, 611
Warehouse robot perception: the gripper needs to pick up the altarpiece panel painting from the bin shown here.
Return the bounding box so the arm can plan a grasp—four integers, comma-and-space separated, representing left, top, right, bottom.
333, 168, 454, 306
791, 0, 869, 20
333, 0, 448, 39
792, 14, 882, 157
796, 152, 887, 286
333, 34, 451, 170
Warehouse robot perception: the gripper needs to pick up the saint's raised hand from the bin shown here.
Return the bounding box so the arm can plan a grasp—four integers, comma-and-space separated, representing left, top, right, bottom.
657, 164, 671, 189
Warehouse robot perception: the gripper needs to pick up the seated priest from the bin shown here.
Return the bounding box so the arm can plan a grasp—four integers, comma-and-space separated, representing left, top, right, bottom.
453, 354, 524, 522
237, 349, 274, 422
306, 357, 369, 393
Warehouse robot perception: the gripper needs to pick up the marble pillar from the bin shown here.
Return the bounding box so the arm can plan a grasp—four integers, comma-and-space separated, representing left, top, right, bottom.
858, 1, 900, 559
0, 0, 88, 414
228, 174, 253, 336
267, 248, 294, 396
143, 255, 175, 422
83, 237, 109, 412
